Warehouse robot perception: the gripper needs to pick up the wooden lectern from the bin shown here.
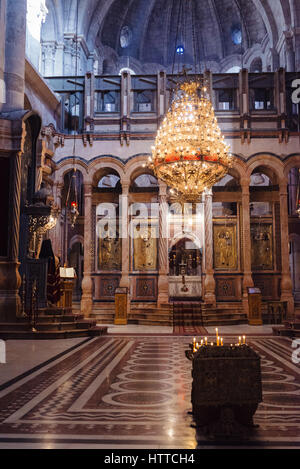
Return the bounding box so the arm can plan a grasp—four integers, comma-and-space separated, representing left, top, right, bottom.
248, 287, 263, 325
58, 267, 76, 314
115, 287, 128, 325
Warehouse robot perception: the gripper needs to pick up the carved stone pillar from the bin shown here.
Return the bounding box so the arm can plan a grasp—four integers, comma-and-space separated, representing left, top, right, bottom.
0, 119, 26, 321
157, 183, 169, 306
204, 190, 216, 307
119, 183, 130, 290
0, 0, 6, 108
51, 182, 63, 259
2, 0, 26, 112
285, 35, 295, 72
241, 179, 254, 318
80, 183, 93, 317
41, 42, 56, 77
279, 181, 294, 317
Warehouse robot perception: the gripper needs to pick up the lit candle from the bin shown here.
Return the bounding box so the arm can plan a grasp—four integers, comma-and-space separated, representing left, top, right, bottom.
205, 337, 208, 345
201, 339, 203, 347
217, 336, 220, 346
239, 336, 242, 345
215, 328, 219, 338
211, 342, 214, 346
221, 338, 223, 346
196, 342, 199, 350
243, 335, 246, 345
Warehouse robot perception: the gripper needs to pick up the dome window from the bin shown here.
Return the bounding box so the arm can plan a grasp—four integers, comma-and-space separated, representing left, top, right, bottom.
231, 25, 242, 45
176, 45, 184, 55
120, 26, 132, 48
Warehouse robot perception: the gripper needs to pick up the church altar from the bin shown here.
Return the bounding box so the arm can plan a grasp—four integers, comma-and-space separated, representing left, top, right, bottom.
186, 343, 262, 437
169, 276, 202, 298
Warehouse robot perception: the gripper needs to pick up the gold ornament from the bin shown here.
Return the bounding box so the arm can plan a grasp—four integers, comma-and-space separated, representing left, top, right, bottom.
149, 81, 233, 200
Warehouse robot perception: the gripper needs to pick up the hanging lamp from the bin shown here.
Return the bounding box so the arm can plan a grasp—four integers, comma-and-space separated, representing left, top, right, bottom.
65, 0, 80, 228
148, 0, 233, 200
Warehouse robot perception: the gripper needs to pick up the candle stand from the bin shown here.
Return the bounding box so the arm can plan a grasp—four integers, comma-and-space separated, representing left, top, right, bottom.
186, 343, 262, 438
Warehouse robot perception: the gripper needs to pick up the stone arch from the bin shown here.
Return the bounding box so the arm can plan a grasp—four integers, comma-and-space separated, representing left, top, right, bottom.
250, 57, 263, 73
54, 159, 89, 185
124, 154, 152, 185
169, 232, 202, 251
284, 155, 300, 178
229, 156, 248, 182
69, 234, 84, 249
88, 156, 125, 187
246, 154, 285, 184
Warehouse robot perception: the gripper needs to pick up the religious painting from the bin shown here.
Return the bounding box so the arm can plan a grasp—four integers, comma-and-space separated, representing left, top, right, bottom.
98, 231, 121, 271
213, 224, 238, 270
133, 226, 158, 271
251, 223, 273, 270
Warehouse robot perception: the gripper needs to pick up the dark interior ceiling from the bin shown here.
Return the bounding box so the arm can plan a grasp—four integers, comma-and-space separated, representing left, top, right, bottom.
97, 0, 267, 71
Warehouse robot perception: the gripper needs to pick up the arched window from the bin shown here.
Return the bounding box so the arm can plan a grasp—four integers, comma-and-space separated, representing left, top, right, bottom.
98, 174, 121, 190
130, 173, 158, 192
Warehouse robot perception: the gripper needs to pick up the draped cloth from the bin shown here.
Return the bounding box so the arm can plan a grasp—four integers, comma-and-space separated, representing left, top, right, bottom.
39, 240, 63, 305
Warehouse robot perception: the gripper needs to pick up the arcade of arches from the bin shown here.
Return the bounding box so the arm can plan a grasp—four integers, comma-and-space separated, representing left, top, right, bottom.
51, 156, 300, 325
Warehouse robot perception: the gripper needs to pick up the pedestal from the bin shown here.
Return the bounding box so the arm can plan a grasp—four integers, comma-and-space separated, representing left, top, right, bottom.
57, 279, 74, 314
115, 287, 128, 325
248, 288, 263, 325
188, 345, 262, 437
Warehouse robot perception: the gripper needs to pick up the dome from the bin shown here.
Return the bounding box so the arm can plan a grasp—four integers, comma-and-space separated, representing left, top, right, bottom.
42, 0, 298, 75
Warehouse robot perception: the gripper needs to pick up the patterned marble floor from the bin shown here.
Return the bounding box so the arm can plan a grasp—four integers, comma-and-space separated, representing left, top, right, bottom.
0, 335, 299, 449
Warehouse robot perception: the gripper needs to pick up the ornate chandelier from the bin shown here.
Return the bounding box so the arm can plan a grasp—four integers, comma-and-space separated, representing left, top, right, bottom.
149, 80, 233, 200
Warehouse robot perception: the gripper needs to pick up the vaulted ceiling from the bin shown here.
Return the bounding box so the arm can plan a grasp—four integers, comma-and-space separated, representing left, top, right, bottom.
43, 0, 300, 73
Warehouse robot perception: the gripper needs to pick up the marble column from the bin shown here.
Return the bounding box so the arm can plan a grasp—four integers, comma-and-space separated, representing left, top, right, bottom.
295, 34, 300, 72
119, 182, 130, 317
279, 180, 294, 317
0, 120, 26, 321
0, 0, 27, 321
0, 0, 6, 108
2, 0, 26, 112
204, 190, 216, 307
51, 182, 63, 259
240, 178, 254, 318
80, 183, 93, 317
119, 183, 130, 290
157, 183, 169, 306
285, 36, 295, 72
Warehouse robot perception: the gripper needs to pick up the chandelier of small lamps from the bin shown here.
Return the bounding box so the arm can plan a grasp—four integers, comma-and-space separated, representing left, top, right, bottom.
148, 80, 233, 200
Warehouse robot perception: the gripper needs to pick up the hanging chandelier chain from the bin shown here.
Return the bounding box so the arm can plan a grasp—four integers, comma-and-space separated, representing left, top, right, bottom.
172, 0, 183, 77
191, 0, 198, 76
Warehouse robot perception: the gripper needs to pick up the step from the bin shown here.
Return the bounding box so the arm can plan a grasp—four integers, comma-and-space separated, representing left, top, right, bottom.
0, 326, 107, 340
0, 321, 96, 332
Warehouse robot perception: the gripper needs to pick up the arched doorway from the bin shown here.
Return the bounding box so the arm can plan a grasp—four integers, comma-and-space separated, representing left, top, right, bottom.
169, 237, 202, 300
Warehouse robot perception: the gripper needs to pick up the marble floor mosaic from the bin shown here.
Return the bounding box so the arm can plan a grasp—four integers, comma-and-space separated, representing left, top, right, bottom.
0, 335, 299, 449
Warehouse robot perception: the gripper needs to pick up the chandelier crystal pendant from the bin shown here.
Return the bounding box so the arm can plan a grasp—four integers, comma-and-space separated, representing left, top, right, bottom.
149, 80, 233, 200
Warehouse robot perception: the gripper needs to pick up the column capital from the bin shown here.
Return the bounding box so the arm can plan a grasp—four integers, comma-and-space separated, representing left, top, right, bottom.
240, 177, 250, 191
279, 179, 288, 195
158, 181, 167, 196
121, 182, 130, 195
83, 182, 93, 196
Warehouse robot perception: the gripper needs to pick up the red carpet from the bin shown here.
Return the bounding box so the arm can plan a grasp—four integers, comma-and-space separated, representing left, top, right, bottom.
173, 325, 208, 336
